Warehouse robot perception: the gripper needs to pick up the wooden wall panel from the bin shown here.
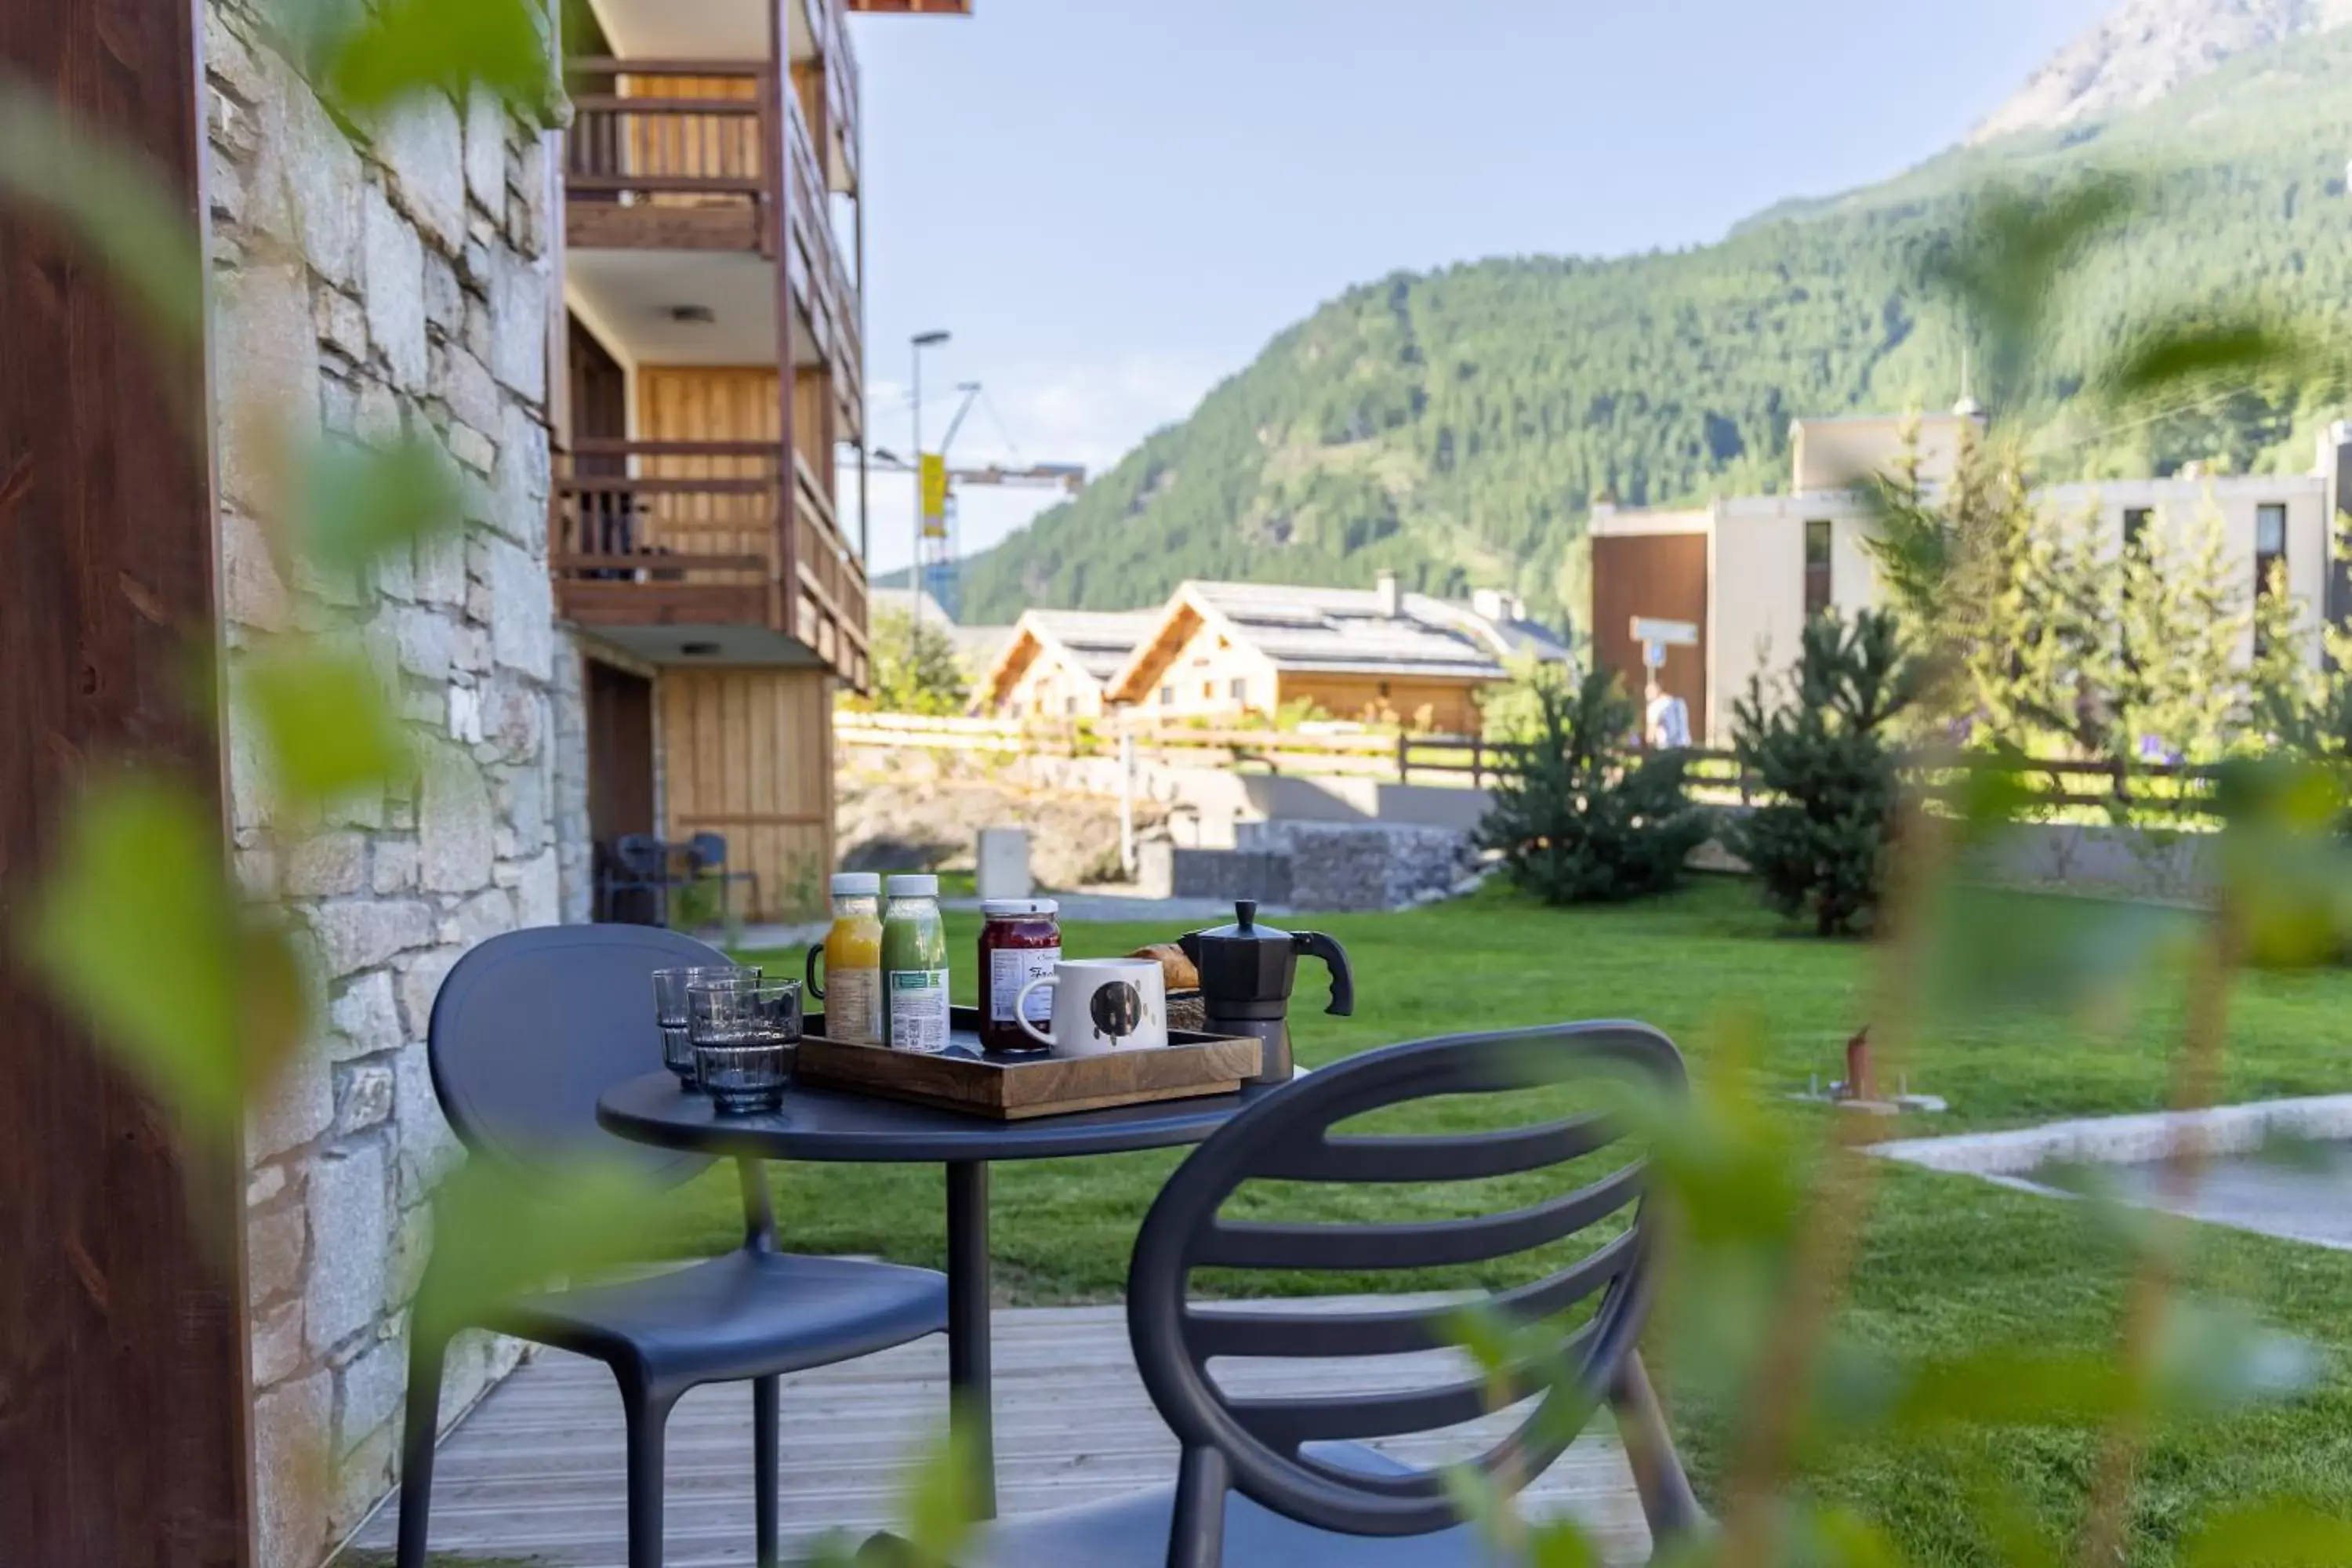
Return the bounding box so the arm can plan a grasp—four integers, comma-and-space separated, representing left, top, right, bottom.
659, 668, 835, 920
636, 366, 781, 590
1591, 531, 1710, 735
0, 0, 252, 1563
622, 72, 760, 198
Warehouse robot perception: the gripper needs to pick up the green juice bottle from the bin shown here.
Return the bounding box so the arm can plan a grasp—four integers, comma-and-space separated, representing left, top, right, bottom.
881, 873, 951, 1054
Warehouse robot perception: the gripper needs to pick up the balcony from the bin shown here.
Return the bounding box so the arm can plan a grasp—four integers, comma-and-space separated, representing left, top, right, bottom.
564, 61, 861, 412
550, 439, 869, 686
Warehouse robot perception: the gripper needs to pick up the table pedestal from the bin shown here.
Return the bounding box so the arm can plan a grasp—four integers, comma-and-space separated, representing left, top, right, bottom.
946, 1160, 995, 1519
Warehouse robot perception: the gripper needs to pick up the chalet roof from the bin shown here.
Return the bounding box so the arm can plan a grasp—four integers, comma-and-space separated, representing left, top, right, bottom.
1109, 580, 1569, 697
979, 608, 1160, 705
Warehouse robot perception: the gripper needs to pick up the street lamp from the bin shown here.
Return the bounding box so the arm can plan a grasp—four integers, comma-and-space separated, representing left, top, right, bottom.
910, 329, 951, 635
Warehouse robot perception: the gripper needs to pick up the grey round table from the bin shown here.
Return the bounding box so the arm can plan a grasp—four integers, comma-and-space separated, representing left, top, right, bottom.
597, 1069, 1280, 1516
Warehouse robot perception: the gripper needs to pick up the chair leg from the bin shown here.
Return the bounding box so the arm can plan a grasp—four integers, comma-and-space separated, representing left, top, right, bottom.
1166, 1444, 1229, 1568
394, 1328, 448, 1568
754, 1375, 780, 1568
1607, 1351, 1708, 1550
623, 1381, 681, 1568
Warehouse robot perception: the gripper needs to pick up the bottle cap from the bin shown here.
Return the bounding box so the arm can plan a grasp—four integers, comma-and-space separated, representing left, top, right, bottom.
884, 873, 940, 898
831, 873, 882, 896
980, 898, 1058, 919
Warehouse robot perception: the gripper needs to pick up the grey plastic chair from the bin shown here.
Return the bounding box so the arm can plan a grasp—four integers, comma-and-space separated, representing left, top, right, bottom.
396, 925, 948, 1568
953, 1021, 1704, 1567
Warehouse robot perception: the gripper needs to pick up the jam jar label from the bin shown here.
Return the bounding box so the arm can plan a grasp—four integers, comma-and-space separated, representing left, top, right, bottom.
989, 945, 1061, 1022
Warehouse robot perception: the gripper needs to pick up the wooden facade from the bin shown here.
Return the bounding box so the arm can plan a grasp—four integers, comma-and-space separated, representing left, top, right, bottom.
1590, 530, 1709, 732
659, 667, 836, 920
0, 0, 254, 1562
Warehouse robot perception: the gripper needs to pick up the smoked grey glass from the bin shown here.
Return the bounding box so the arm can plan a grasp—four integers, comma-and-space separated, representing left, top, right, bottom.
652, 964, 760, 1085
691, 980, 803, 1114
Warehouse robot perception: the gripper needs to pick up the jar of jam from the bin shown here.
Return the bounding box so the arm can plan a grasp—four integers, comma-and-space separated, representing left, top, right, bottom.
977, 898, 1061, 1053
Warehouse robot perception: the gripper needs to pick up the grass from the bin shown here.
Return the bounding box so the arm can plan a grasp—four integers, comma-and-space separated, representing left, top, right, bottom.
684, 876, 2352, 1561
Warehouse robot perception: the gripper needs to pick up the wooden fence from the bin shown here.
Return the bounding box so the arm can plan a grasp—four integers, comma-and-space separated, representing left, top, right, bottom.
836, 710, 2230, 820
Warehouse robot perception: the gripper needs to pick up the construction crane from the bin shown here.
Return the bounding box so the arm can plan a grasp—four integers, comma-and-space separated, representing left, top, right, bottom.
872, 380, 1086, 619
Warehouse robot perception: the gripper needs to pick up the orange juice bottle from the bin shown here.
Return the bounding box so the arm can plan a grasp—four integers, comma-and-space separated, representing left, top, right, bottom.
806, 873, 884, 1044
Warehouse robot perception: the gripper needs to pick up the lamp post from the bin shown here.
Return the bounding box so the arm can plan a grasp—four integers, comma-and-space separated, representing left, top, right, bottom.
910, 329, 950, 636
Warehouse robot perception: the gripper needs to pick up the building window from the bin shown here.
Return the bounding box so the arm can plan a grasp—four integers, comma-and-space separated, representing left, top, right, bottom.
1803, 519, 1833, 615
1062, 695, 1077, 717
1160, 684, 1175, 706
1377, 681, 1392, 699
1228, 677, 1247, 702
2123, 507, 2153, 551
1201, 680, 1214, 700
2256, 503, 2288, 596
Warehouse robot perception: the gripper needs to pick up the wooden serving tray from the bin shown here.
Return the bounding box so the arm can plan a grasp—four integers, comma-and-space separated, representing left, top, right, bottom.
797, 1007, 1260, 1120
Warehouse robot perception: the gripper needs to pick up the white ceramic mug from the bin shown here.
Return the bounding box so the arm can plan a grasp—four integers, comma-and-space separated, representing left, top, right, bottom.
1014, 957, 1168, 1058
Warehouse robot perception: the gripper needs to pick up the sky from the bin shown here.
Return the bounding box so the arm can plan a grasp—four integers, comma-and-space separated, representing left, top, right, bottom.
844, 0, 2118, 584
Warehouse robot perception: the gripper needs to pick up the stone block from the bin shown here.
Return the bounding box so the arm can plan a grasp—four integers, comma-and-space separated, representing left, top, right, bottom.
388, 1203, 433, 1308
492, 399, 552, 543
465, 89, 508, 212
221, 509, 291, 633
515, 848, 560, 928
331, 1414, 398, 1541
486, 536, 553, 679
376, 93, 467, 252
372, 840, 421, 896
336, 1061, 397, 1134
247, 1200, 307, 1308
259, 65, 363, 288
252, 1370, 330, 1568
447, 421, 496, 475
361, 184, 427, 390
312, 899, 435, 978
420, 745, 495, 892
435, 343, 500, 436
477, 677, 544, 763
486, 246, 547, 401
215, 260, 322, 513
249, 1055, 334, 1163
451, 623, 492, 675
423, 248, 463, 334
389, 603, 454, 681
283, 831, 368, 898
249, 1163, 288, 1208
336, 1331, 409, 1457
356, 379, 403, 445
307, 1142, 390, 1354
444, 887, 515, 948
328, 970, 404, 1061
394, 1040, 462, 1196
315, 288, 368, 362
205, 5, 267, 103
397, 947, 463, 1040
499, 763, 549, 853
415, 528, 466, 607
252, 1298, 307, 1388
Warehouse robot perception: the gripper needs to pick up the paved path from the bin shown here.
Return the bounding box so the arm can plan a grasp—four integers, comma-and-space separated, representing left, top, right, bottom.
347, 1297, 1650, 1566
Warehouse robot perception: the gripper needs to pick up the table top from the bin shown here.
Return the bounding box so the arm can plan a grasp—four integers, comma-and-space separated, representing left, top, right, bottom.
597, 1069, 1279, 1163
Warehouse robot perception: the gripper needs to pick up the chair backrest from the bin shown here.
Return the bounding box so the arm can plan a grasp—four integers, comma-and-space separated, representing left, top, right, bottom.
687, 831, 728, 871
1126, 1021, 1685, 1539
426, 924, 727, 1186
612, 833, 670, 879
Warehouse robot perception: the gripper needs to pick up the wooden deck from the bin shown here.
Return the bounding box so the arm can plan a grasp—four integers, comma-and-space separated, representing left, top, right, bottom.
346, 1298, 1653, 1566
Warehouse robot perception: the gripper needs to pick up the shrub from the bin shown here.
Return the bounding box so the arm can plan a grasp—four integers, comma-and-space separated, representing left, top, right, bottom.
1478, 666, 1712, 904
1728, 609, 1922, 936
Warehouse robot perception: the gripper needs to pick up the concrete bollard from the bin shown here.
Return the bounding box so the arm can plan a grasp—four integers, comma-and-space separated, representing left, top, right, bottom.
975, 826, 1034, 901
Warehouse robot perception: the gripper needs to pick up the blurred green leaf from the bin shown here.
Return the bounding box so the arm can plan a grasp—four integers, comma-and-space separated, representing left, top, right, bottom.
20, 775, 309, 1137
281, 0, 557, 122
2101, 314, 2321, 406
833, 1421, 979, 1568
2183, 1501, 2352, 1567
239, 638, 410, 809
413, 1158, 676, 1347
1922, 884, 2186, 1023
0, 78, 202, 346
1919, 175, 2140, 408
295, 435, 464, 578
2212, 759, 2352, 969
1526, 1519, 1602, 1568
2151, 1298, 2321, 1414
1892, 1346, 2128, 1432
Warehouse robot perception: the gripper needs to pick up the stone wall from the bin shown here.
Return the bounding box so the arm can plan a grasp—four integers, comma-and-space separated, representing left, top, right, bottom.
204, 6, 564, 1564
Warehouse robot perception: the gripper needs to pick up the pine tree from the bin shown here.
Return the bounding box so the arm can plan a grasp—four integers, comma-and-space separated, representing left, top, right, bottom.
1478, 666, 1712, 905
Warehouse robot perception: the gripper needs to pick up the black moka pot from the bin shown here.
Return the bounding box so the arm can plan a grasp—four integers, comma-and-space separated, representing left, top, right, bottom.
1178, 899, 1354, 1087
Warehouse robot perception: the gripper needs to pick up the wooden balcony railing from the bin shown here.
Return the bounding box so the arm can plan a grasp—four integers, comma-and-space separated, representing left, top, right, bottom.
551, 439, 866, 683
564, 60, 860, 404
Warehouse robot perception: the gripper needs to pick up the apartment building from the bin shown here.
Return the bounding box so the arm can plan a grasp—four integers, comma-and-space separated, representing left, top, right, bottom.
552, 0, 928, 918
1591, 412, 2352, 742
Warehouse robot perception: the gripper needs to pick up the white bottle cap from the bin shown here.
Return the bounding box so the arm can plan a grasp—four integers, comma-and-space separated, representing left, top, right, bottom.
831, 873, 882, 896
884, 873, 940, 898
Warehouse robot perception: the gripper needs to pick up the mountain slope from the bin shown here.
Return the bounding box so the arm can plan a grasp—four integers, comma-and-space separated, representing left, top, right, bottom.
1969, 0, 2352, 144
956, 21, 2352, 628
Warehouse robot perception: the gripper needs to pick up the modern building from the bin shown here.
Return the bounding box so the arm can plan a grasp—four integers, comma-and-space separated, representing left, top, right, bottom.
1100, 576, 1572, 734
1591, 412, 2352, 742
552, 0, 914, 917
978, 609, 1162, 718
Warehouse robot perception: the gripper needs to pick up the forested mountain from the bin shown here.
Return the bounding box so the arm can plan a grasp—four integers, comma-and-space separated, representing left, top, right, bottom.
956, 18, 2352, 628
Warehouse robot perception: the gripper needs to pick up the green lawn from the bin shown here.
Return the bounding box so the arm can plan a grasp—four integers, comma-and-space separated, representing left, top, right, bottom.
680, 877, 2352, 1561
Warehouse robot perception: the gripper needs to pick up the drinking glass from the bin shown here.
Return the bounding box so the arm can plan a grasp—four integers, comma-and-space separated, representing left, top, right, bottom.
652, 964, 761, 1086
691, 980, 802, 1114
